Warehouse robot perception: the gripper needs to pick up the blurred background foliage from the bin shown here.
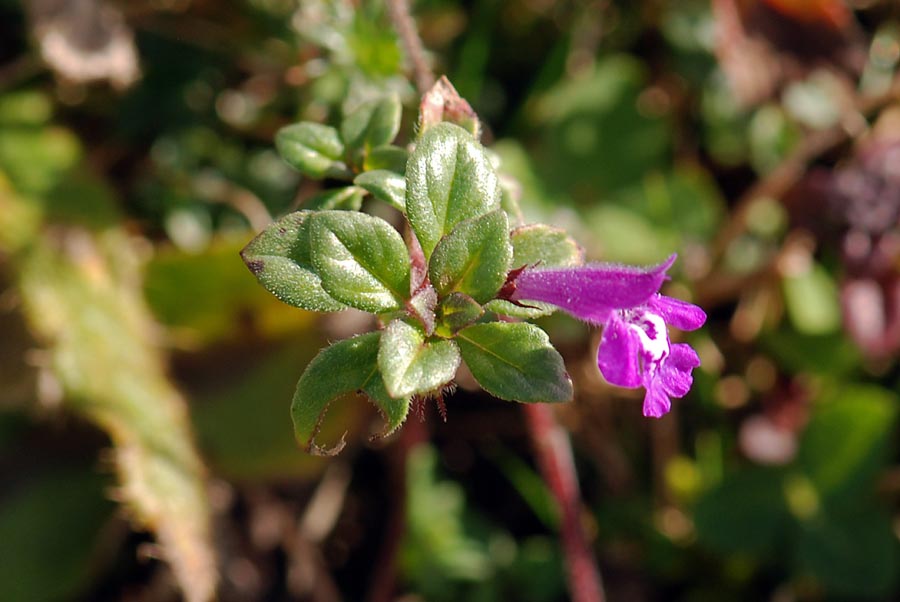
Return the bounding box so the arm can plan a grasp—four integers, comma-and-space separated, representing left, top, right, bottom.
1, 0, 900, 600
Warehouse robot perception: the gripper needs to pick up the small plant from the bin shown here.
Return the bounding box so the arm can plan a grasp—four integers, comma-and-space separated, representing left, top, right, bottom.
241, 77, 705, 454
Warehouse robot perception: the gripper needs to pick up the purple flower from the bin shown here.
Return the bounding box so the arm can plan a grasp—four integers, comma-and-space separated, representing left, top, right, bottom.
509, 255, 706, 417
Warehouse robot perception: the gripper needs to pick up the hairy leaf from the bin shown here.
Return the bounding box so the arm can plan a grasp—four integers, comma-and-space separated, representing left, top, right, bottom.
379, 320, 461, 398
354, 169, 406, 212
429, 210, 511, 303
240, 211, 346, 312
406, 123, 501, 259
310, 210, 410, 313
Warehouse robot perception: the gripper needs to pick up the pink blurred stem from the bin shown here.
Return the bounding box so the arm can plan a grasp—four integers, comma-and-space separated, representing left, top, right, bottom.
523, 403, 606, 602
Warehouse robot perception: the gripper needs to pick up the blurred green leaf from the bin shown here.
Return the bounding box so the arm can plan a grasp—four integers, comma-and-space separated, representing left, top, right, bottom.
761, 329, 860, 376
511, 223, 583, 268
364, 144, 409, 173
457, 322, 572, 403
794, 506, 898, 598
406, 123, 501, 259
378, 319, 460, 398
0, 468, 113, 602
0, 126, 81, 196
147, 241, 316, 344
533, 55, 671, 199
0, 90, 52, 126
782, 263, 841, 335
748, 105, 800, 175
403, 446, 493, 594
341, 95, 402, 163
429, 210, 511, 303
354, 169, 406, 212
693, 468, 789, 555
348, 9, 402, 78
310, 210, 410, 313
798, 386, 898, 502
192, 340, 337, 480
587, 166, 725, 264
275, 122, 347, 179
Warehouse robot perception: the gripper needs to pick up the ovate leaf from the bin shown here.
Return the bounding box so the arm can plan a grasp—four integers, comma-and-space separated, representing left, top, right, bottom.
511, 224, 584, 268
354, 169, 406, 212
240, 211, 347, 312
378, 319, 461, 398
456, 322, 572, 403
341, 95, 402, 161
310, 210, 410, 313
292, 332, 407, 453
275, 122, 347, 179
429, 210, 511, 303
406, 122, 501, 259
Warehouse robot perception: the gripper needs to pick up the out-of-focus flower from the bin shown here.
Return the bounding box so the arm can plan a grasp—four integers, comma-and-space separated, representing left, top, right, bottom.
508, 256, 706, 417
28, 0, 140, 89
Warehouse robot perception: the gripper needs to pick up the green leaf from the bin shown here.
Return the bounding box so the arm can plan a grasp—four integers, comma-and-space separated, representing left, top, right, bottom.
500, 178, 525, 226
456, 322, 572, 403
406, 122, 501, 259
438, 292, 484, 334
364, 373, 411, 439
304, 186, 365, 211
798, 386, 898, 501
292, 332, 394, 453
240, 211, 347, 312
275, 122, 347, 179
782, 263, 841, 335
0, 468, 113, 602
365, 144, 409, 173
794, 506, 899, 598
354, 169, 406, 212
429, 210, 511, 303
341, 95, 402, 159
511, 224, 584, 268
310, 210, 410, 313
378, 319, 461, 398
693, 467, 788, 555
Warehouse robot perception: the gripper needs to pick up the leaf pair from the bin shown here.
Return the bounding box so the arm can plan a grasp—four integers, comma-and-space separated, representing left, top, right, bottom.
241, 210, 410, 314
276, 95, 402, 178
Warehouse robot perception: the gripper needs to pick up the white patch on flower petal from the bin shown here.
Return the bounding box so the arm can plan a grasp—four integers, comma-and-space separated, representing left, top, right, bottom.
622, 310, 669, 372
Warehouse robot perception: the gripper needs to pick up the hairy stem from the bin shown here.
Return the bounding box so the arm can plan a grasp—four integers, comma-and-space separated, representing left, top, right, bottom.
523, 403, 606, 602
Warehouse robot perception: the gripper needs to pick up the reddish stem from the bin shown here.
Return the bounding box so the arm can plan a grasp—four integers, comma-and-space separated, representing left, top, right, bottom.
385, 0, 434, 94
365, 417, 427, 602
523, 403, 606, 602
